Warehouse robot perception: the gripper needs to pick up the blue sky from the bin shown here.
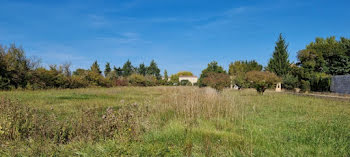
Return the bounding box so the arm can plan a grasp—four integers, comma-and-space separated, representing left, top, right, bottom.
0, 0, 349, 76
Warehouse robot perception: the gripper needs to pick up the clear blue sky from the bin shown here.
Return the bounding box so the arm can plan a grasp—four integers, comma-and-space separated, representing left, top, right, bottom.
1, 0, 349, 76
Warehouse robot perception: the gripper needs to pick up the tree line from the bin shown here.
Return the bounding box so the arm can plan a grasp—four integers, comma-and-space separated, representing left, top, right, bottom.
0, 44, 167, 89
198, 34, 350, 93
1, 34, 349, 92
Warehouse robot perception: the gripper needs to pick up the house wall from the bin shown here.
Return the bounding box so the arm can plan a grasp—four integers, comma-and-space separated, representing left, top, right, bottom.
331, 75, 350, 94
179, 77, 198, 84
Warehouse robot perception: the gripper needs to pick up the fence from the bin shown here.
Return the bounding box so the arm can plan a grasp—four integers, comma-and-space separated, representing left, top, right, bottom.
331, 75, 350, 94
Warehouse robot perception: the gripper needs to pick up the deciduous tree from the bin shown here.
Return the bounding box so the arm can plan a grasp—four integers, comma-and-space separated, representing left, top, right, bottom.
246, 71, 280, 94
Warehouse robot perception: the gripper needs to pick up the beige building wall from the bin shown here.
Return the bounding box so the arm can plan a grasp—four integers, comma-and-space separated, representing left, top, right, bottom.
179, 76, 198, 85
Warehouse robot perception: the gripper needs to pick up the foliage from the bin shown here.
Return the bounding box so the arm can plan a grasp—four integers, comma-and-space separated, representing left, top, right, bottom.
0, 43, 172, 90
300, 80, 310, 92
232, 75, 249, 89
267, 33, 291, 76
229, 60, 263, 76
177, 71, 194, 76
104, 62, 111, 77
129, 74, 147, 86
282, 74, 299, 90
246, 71, 280, 94
73, 68, 110, 87
170, 74, 179, 85
138, 63, 147, 76
146, 60, 161, 80
128, 74, 158, 87
199, 61, 226, 87
297, 36, 350, 75
309, 73, 331, 92
229, 60, 263, 89
3, 44, 30, 89
122, 60, 134, 77
202, 72, 230, 91
144, 75, 158, 86
90, 61, 102, 75
114, 77, 129, 86
180, 80, 192, 86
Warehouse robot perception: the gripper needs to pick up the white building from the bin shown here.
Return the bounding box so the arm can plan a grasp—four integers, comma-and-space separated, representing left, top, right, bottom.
179, 76, 198, 85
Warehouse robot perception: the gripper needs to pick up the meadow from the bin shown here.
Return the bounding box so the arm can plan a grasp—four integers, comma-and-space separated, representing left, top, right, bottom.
0, 87, 349, 156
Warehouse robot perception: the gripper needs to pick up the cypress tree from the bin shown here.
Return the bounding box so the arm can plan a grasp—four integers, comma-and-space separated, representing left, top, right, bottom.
104, 62, 111, 77
122, 60, 134, 77
138, 63, 147, 76
147, 60, 161, 80
267, 33, 290, 76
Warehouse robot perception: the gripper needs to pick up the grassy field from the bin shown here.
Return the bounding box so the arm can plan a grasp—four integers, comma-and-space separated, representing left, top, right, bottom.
0, 87, 349, 156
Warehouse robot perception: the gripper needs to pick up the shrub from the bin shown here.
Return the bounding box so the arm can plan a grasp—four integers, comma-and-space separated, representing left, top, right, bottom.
232, 74, 249, 89
300, 80, 310, 92
69, 75, 89, 88
114, 77, 129, 86
145, 75, 157, 86
282, 74, 299, 90
84, 71, 111, 87
246, 71, 280, 94
129, 74, 146, 86
310, 73, 331, 92
169, 74, 179, 85
202, 72, 230, 91
180, 80, 192, 86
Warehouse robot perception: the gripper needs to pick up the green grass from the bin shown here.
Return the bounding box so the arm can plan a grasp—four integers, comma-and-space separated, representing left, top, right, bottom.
0, 87, 349, 156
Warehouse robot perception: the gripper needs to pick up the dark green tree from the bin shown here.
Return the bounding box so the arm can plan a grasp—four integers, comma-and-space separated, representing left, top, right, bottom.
90, 60, 102, 75
0, 45, 10, 89
122, 60, 134, 77
116, 67, 123, 77
297, 36, 350, 76
104, 62, 111, 77
147, 60, 161, 80
267, 33, 291, 76
6, 44, 30, 88
138, 63, 147, 76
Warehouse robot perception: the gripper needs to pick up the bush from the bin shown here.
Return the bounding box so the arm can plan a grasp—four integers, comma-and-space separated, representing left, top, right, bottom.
127, 74, 157, 87
232, 74, 249, 89
282, 74, 299, 90
114, 77, 129, 86
69, 76, 89, 88
300, 80, 310, 92
84, 71, 111, 87
246, 71, 280, 94
180, 80, 192, 86
129, 74, 146, 86
310, 73, 331, 92
202, 72, 231, 91
145, 75, 157, 86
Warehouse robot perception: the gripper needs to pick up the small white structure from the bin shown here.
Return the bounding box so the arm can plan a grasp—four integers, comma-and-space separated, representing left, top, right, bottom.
179, 76, 198, 85
275, 82, 282, 92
